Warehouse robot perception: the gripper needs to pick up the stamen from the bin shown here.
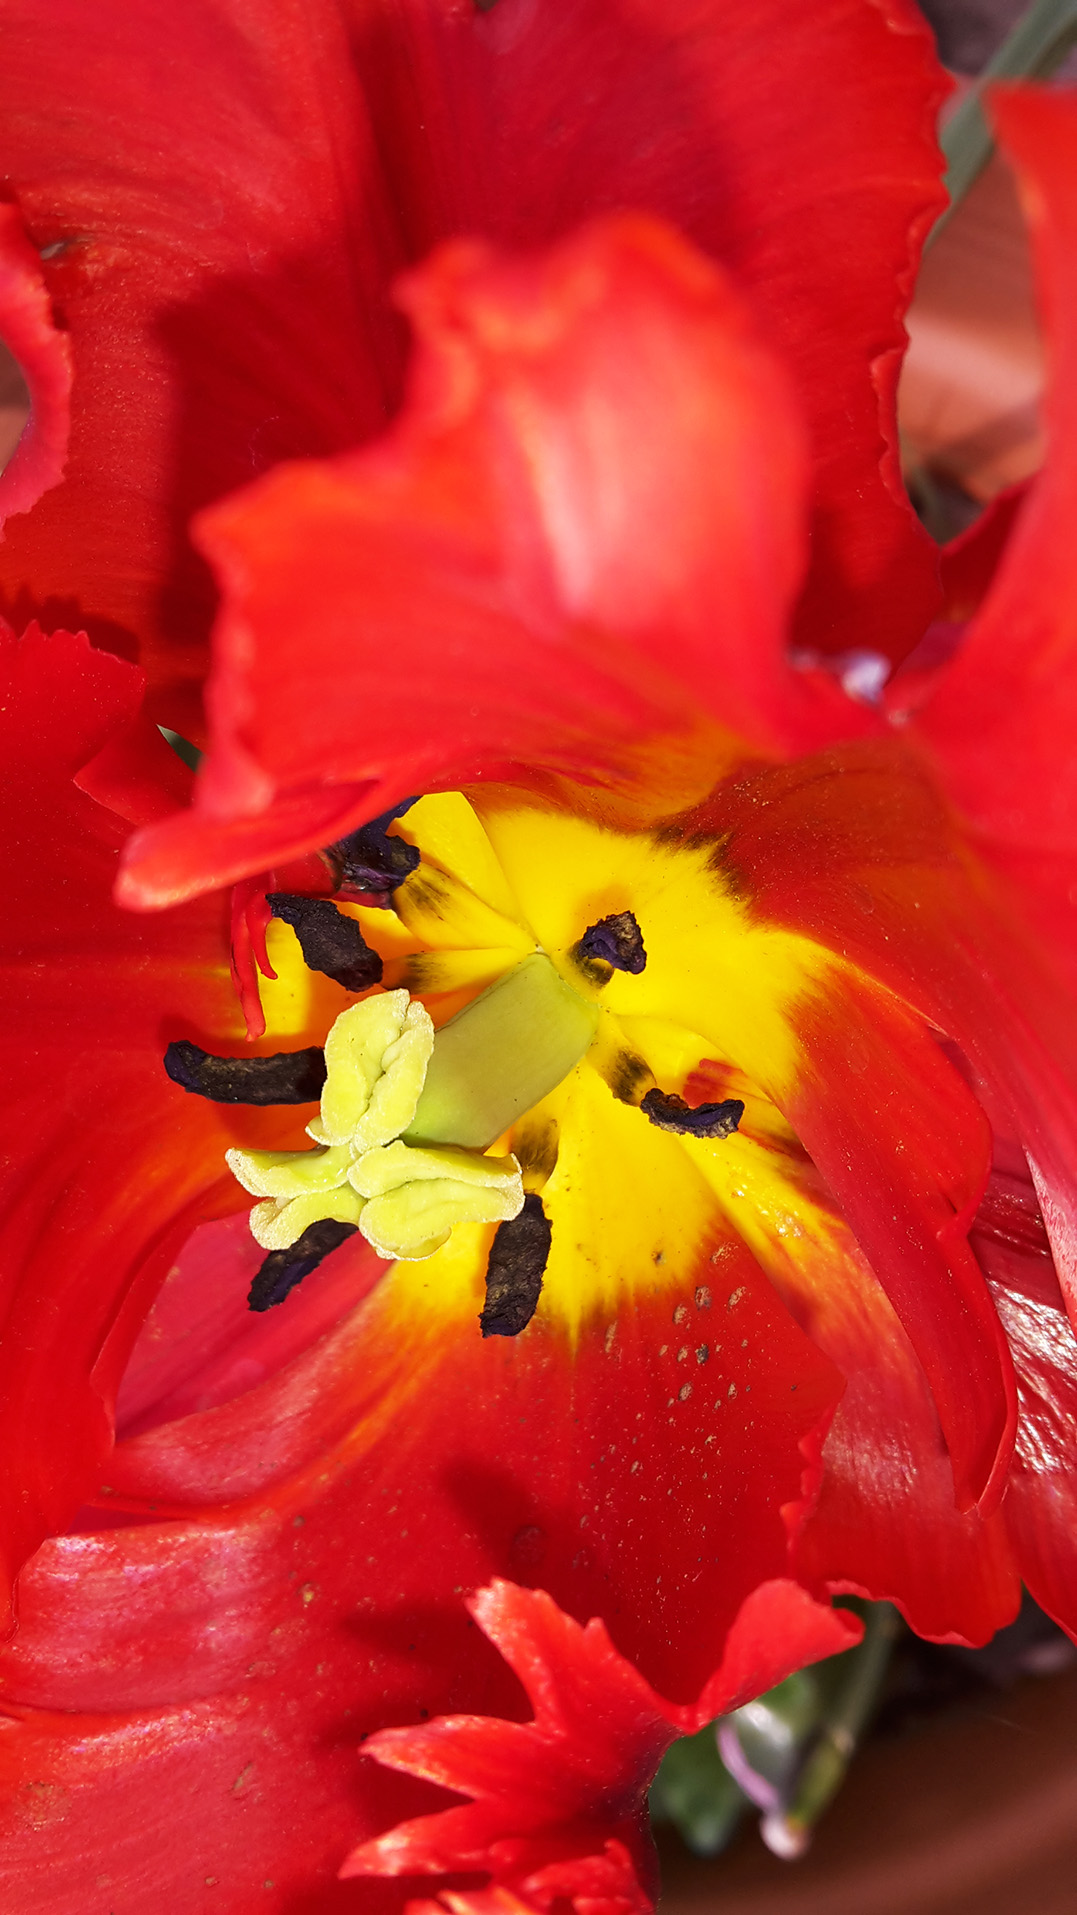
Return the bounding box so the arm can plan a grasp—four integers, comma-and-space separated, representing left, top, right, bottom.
325, 801, 421, 906
164, 1040, 327, 1104
573, 910, 647, 978
266, 894, 384, 993
247, 1217, 359, 1312
641, 1089, 745, 1139
480, 1194, 551, 1338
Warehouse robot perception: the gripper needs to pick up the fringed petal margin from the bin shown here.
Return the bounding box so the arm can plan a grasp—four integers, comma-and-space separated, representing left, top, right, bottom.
341, 1578, 860, 1912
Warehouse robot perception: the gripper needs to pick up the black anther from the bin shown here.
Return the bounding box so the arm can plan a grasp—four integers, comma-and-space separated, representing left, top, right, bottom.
480, 1195, 551, 1338
641, 1090, 745, 1139
325, 800, 421, 906
573, 910, 647, 977
164, 1040, 327, 1105
248, 1218, 359, 1312
267, 894, 383, 992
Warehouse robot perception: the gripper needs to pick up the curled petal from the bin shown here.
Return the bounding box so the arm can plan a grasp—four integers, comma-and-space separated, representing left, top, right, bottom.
785, 1230, 1020, 1645
785, 973, 1016, 1516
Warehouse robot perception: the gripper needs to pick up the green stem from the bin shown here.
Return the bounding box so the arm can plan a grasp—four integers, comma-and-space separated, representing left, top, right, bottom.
766, 1603, 901, 1854
932, 0, 1077, 239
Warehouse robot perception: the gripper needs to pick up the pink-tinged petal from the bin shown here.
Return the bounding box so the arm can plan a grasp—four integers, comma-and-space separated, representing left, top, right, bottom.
119, 214, 868, 910
105, 1219, 389, 1503
915, 89, 1077, 859
342, 1577, 857, 1898
0, 203, 70, 522
374, 0, 945, 663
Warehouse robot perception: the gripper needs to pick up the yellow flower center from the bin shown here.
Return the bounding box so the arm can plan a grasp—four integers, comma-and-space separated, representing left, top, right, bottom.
232, 788, 844, 1338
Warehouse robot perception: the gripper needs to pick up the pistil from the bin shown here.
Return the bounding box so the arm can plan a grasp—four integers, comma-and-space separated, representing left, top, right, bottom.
405, 952, 600, 1149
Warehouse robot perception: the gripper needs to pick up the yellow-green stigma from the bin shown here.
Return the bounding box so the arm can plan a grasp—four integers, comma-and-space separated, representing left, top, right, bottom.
227, 953, 601, 1264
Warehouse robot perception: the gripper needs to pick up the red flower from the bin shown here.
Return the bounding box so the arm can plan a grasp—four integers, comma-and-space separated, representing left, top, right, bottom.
340, 1577, 859, 1913
1, 2, 1077, 1910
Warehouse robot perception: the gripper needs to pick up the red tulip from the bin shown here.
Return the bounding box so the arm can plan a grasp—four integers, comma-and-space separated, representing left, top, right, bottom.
1, 3, 1077, 1911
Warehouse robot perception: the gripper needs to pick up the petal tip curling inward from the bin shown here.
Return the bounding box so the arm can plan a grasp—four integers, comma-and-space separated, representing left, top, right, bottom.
0, 203, 71, 524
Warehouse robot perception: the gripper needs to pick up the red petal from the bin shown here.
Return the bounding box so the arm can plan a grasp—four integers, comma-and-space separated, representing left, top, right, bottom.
0, 1232, 838, 1907
938, 483, 1029, 624
120, 214, 865, 908
342, 1576, 856, 1893
0, 625, 282, 1615
0, 0, 941, 740
972, 1165, 1077, 1643
915, 90, 1077, 860
784, 1227, 1020, 1644
785, 972, 1016, 1516
0, 203, 70, 522
673, 744, 1020, 1513
88, 1225, 840, 1699
0, 0, 399, 735
370, 0, 945, 663
690, 1579, 862, 1720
